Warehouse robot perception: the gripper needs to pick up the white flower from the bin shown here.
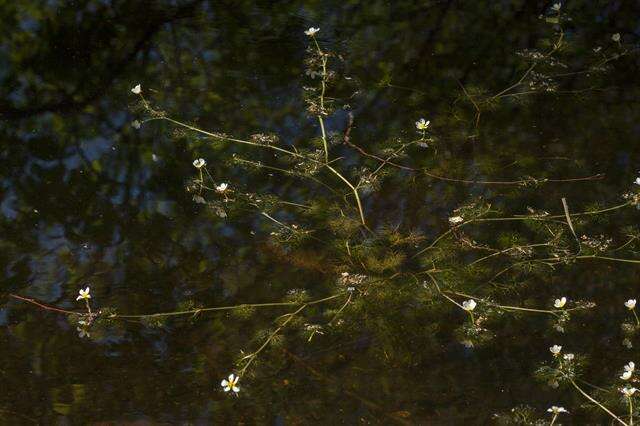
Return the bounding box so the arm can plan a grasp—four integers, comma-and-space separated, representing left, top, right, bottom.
622, 361, 636, 380
76, 327, 90, 338
554, 297, 567, 308
131, 120, 141, 129
563, 353, 574, 361
415, 118, 430, 130
76, 287, 91, 301
215, 183, 229, 193
551, 3, 562, 11
221, 373, 240, 393
634, 177, 640, 185
549, 345, 562, 356
462, 299, 476, 311
193, 158, 206, 169
612, 33, 621, 42
304, 27, 320, 36
623, 338, 633, 349
547, 406, 568, 414
625, 299, 637, 310
131, 84, 142, 94
449, 216, 464, 225
621, 386, 637, 397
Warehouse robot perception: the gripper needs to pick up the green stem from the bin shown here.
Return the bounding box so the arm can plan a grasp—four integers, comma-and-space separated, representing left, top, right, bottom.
312, 34, 329, 163
324, 164, 367, 227
232, 156, 340, 195
239, 303, 308, 375
260, 211, 293, 230
467, 242, 551, 267
111, 294, 342, 319
327, 292, 352, 326
162, 117, 305, 159
426, 273, 466, 311
158, 116, 368, 227
412, 201, 632, 258
568, 378, 628, 426
318, 116, 329, 163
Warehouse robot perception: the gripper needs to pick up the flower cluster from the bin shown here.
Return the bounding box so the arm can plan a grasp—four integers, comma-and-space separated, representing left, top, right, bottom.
580, 234, 612, 252
338, 272, 367, 288
250, 133, 279, 145
622, 191, 640, 208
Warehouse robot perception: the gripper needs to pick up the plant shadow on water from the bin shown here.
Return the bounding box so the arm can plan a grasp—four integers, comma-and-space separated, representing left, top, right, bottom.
2, 1, 640, 424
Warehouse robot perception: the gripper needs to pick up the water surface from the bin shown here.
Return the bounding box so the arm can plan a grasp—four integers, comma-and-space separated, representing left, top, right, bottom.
2, 1, 640, 424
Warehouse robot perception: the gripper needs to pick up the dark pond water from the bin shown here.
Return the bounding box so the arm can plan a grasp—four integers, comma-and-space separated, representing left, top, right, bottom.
2, 1, 640, 424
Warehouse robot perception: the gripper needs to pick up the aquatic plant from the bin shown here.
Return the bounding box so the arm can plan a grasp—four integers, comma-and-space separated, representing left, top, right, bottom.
7, 4, 640, 422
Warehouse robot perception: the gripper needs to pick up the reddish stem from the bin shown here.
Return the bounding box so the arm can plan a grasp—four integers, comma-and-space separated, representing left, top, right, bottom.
9, 294, 79, 315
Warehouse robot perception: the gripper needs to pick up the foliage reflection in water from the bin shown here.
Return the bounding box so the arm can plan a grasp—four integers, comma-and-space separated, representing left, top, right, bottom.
3, 1, 640, 424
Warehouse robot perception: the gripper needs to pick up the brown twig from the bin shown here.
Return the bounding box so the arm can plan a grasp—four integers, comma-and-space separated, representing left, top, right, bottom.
9, 294, 79, 316
343, 111, 354, 145
342, 137, 604, 185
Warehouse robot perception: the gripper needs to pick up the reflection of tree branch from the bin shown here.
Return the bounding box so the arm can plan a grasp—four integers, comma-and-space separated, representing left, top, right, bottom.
282, 348, 413, 425
0, 1, 203, 119
0, 409, 38, 424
